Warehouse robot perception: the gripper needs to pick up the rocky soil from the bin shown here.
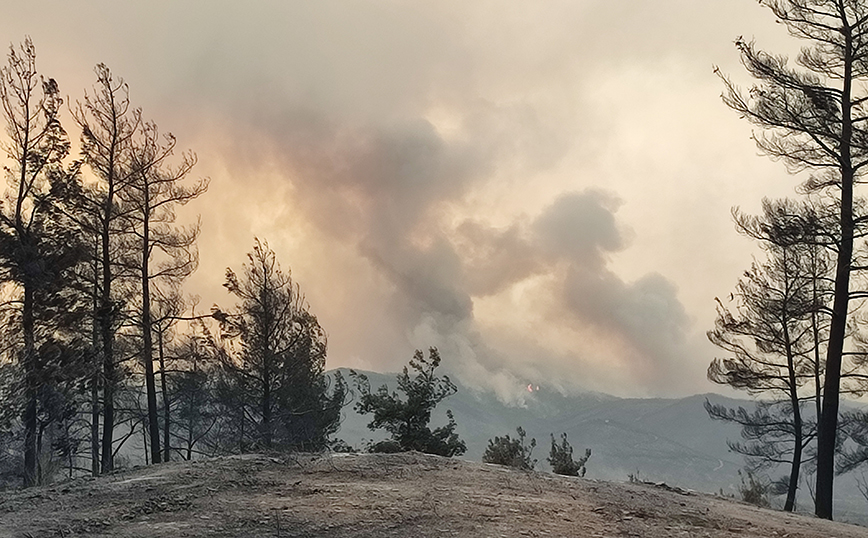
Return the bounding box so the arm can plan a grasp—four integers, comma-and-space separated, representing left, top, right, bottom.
1, 452, 866, 537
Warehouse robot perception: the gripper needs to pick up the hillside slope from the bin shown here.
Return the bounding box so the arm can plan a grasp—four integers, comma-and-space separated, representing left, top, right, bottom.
334, 369, 868, 522
1, 452, 866, 538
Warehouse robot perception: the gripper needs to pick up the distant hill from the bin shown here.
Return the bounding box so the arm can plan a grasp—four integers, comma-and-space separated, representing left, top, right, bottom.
331, 368, 868, 524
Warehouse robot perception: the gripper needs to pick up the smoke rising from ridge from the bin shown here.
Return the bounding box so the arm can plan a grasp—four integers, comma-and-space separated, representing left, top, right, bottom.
0, 0, 795, 398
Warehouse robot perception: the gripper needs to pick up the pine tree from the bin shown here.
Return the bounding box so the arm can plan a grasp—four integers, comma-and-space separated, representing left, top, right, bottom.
213, 239, 345, 451
0, 38, 88, 486
352, 347, 466, 457
718, 2, 868, 517
706, 199, 830, 511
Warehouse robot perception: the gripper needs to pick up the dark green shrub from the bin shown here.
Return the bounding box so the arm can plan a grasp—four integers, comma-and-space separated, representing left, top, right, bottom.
483, 427, 536, 470
547, 433, 590, 477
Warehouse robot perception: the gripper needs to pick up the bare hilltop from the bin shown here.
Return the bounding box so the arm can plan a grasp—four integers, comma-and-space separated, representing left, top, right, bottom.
1, 452, 866, 538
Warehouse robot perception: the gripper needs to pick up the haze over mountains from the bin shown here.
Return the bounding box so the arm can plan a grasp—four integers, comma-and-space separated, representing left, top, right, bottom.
333, 369, 868, 524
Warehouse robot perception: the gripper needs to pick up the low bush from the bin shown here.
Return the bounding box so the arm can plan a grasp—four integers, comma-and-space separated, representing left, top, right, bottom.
738, 470, 771, 508
547, 433, 590, 477
483, 427, 536, 470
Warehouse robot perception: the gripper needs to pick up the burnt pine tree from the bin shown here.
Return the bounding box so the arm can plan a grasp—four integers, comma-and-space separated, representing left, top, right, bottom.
117, 120, 206, 465
149, 290, 191, 462
214, 239, 344, 450
46, 168, 106, 476
71, 64, 142, 473
143, 290, 217, 461
0, 38, 88, 486
707, 199, 831, 511
718, 1, 868, 518
351, 348, 466, 457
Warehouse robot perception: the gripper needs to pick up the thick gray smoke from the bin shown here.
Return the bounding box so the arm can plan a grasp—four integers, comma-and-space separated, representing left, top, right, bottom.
0, 0, 794, 398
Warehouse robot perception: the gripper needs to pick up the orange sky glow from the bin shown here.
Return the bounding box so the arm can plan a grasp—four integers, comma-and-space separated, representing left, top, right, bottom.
1, 1, 810, 400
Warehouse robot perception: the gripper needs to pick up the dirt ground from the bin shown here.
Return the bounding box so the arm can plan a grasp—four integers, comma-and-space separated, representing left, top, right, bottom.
1, 451, 866, 537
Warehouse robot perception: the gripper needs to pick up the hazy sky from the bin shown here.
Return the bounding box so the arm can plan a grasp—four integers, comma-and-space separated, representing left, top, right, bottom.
2, 1, 812, 400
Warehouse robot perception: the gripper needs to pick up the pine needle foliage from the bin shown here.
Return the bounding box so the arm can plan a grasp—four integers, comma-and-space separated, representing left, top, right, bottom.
351, 347, 466, 457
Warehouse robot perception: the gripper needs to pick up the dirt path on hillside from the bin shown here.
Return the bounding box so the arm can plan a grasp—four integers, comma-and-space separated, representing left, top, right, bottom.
0, 452, 866, 537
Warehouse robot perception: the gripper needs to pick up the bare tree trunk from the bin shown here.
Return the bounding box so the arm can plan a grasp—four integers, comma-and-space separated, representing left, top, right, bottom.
239, 406, 245, 453
816, 21, 856, 516
811, 252, 823, 441
141, 208, 161, 464
22, 283, 38, 487
787, 418, 804, 512
816, 172, 853, 517
100, 198, 115, 473
75, 64, 135, 476
158, 327, 170, 462
36, 421, 44, 485
782, 304, 802, 513
263, 369, 272, 449
187, 398, 194, 461
91, 254, 101, 476
90, 372, 100, 476
143, 418, 149, 465
784, 376, 803, 512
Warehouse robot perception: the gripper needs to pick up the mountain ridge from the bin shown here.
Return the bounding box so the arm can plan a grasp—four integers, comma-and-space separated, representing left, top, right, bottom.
331, 368, 868, 523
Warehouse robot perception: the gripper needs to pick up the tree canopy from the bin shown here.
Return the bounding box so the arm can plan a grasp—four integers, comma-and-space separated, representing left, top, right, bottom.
352, 348, 466, 457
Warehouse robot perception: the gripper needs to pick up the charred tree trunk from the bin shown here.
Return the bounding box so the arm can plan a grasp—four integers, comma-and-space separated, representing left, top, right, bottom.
22, 283, 37, 487
90, 371, 100, 476
100, 188, 115, 474
816, 164, 853, 518
91, 254, 101, 476
158, 327, 170, 462
816, 18, 856, 517
141, 208, 161, 464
